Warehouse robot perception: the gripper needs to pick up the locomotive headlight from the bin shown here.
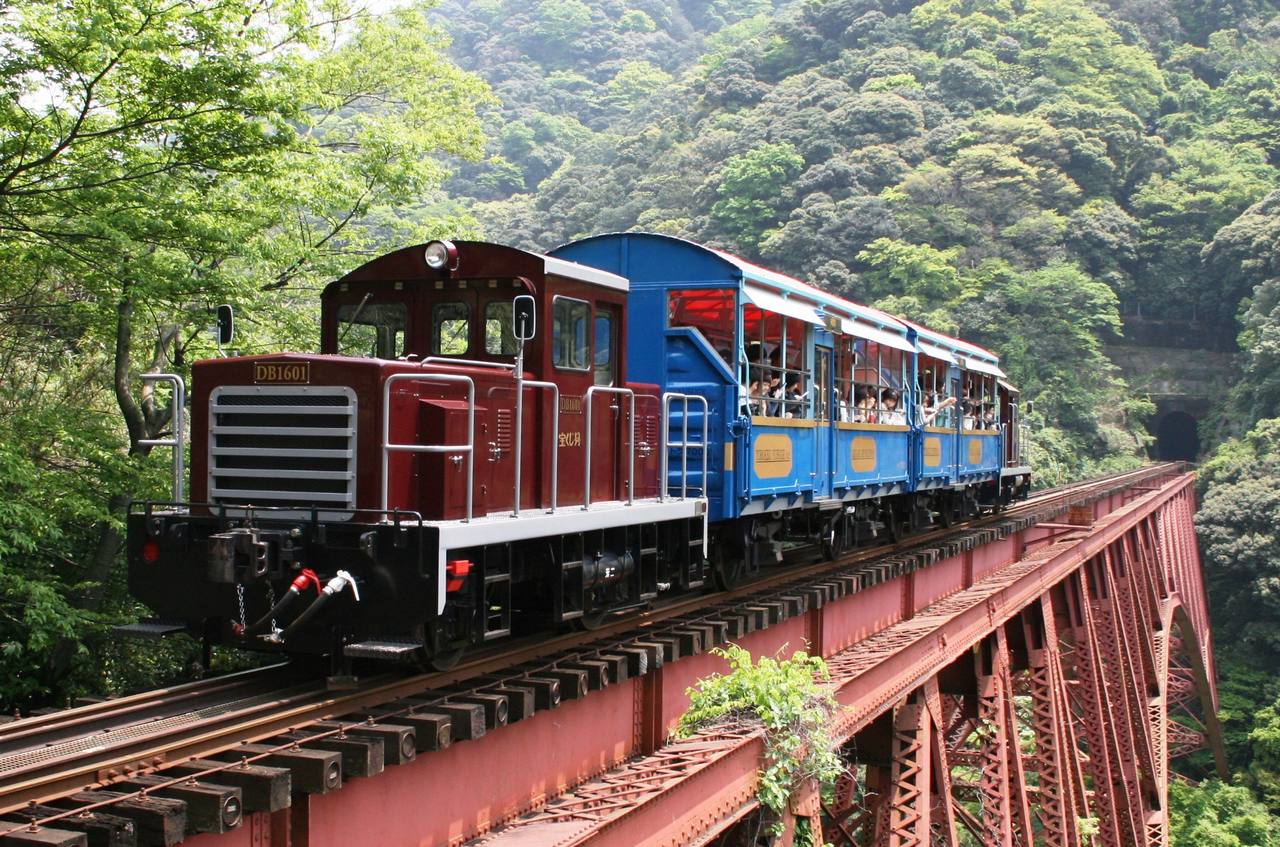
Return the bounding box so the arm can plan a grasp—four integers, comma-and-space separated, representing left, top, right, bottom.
424, 239, 458, 271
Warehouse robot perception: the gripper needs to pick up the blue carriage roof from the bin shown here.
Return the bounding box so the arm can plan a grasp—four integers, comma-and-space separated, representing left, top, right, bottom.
551, 232, 1001, 372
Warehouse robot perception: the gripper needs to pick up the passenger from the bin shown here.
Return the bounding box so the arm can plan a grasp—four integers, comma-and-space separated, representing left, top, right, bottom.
881, 389, 906, 425
981, 403, 996, 428
785, 379, 806, 418
961, 400, 977, 430
766, 373, 784, 416
854, 386, 875, 423
747, 373, 763, 416
922, 394, 957, 426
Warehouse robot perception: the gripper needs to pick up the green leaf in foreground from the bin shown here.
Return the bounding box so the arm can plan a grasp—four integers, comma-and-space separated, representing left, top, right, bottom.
678, 644, 843, 837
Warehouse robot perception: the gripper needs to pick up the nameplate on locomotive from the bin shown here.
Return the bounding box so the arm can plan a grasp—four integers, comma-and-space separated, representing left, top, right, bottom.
559, 395, 583, 415
254, 362, 310, 384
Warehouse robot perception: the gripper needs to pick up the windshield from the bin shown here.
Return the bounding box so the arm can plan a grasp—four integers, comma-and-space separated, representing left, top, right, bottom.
336, 300, 407, 359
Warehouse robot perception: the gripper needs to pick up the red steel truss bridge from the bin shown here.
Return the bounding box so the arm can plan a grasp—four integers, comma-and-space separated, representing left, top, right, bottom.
0, 465, 1223, 847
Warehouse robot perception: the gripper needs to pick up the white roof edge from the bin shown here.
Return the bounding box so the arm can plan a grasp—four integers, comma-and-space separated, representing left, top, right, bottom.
543, 255, 629, 291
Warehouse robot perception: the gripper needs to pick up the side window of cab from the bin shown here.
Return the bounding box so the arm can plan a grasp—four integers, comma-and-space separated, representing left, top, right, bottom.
552, 297, 590, 370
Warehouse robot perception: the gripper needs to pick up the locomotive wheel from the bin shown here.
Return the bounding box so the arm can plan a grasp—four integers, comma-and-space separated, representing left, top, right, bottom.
713, 556, 747, 591
576, 603, 611, 630
426, 643, 467, 672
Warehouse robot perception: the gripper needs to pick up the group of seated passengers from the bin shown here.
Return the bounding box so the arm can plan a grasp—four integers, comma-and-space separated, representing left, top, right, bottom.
747, 369, 808, 418
923, 394, 999, 429
838, 386, 906, 425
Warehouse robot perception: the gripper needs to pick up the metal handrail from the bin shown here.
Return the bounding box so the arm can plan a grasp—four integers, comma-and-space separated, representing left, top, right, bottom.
660, 392, 709, 501
381, 373, 475, 522
138, 374, 186, 506
583, 386, 635, 509
515, 379, 560, 515
422, 356, 515, 371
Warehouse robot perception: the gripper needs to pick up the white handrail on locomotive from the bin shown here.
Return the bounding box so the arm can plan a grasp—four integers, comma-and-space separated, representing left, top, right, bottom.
582, 385, 636, 509
138, 373, 187, 508
515, 379, 560, 515
660, 392, 709, 502
422, 356, 515, 371
381, 372, 475, 521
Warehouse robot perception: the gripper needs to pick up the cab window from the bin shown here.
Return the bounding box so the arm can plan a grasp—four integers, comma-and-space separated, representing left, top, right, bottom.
594, 309, 615, 386
336, 301, 406, 359
432, 302, 470, 355
552, 297, 590, 370
485, 301, 517, 355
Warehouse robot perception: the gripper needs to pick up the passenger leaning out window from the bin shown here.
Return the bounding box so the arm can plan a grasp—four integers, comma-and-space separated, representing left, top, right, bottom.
880, 389, 906, 425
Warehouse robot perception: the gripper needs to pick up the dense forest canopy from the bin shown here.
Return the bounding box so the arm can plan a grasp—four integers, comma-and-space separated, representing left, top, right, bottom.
2, 0, 1280, 838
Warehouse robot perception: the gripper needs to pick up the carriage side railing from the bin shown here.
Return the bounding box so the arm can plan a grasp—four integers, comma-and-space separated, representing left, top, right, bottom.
381, 373, 475, 521
660, 392, 709, 502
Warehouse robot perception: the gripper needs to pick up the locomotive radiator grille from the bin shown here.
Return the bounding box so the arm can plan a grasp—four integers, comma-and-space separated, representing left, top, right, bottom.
208, 386, 357, 518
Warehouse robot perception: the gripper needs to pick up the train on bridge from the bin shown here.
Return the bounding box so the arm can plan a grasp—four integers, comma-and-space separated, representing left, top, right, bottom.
126, 234, 1031, 669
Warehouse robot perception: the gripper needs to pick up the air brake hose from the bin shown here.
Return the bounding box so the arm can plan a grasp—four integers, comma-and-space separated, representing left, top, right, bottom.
279, 570, 359, 643
243, 569, 320, 636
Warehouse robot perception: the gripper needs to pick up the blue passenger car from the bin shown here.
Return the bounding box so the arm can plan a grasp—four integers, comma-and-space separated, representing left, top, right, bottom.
553, 233, 1029, 567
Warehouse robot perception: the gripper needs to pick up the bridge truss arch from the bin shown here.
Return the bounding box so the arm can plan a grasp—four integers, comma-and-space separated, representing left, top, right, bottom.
822, 480, 1226, 847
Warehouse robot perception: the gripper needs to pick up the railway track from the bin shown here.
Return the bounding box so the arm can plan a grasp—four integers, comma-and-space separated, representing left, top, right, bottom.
0, 463, 1180, 844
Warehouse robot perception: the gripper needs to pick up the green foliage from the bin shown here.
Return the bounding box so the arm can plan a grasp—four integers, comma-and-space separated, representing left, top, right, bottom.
1169, 779, 1279, 846
857, 238, 964, 302
679, 645, 844, 829
709, 143, 806, 249
1197, 420, 1280, 659
0, 0, 490, 710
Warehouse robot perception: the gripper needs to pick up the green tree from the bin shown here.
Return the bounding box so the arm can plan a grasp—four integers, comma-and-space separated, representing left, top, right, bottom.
0, 0, 489, 708
1169, 779, 1278, 846
1197, 420, 1280, 660
679, 645, 843, 838
856, 238, 964, 302
707, 142, 805, 251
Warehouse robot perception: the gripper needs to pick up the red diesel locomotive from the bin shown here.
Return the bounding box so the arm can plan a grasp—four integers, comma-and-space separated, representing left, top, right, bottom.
127, 240, 710, 668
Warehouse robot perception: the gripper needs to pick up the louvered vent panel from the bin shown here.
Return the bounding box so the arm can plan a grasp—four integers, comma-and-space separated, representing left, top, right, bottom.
208, 386, 357, 518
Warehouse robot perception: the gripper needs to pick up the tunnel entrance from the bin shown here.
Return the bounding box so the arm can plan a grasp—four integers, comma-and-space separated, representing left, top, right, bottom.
1153, 411, 1200, 461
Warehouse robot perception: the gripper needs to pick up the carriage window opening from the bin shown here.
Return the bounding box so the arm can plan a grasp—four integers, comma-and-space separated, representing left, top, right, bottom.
336, 301, 407, 359
836, 335, 855, 422
743, 306, 810, 419
432, 302, 470, 355
485, 301, 517, 355
667, 289, 735, 366
815, 348, 830, 422
849, 342, 905, 424
552, 296, 591, 370
919, 358, 956, 428
959, 372, 1000, 430
594, 310, 615, 386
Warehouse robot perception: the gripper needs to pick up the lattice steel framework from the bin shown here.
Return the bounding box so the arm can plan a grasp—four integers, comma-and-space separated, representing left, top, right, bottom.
824, 482, 1226, 847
